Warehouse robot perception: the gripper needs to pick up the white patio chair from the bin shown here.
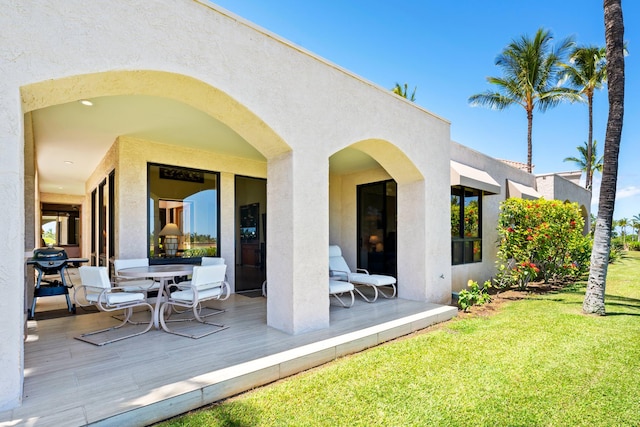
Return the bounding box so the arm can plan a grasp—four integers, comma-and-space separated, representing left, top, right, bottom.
113, 258, 160, 294
74, 266, 153, 345
330, 279, 355, 308
329, 245, 397, 303
201, 256, 225, 266
261, 280, 351, 307
201, 256, 228, 281
159, 264, 230, 338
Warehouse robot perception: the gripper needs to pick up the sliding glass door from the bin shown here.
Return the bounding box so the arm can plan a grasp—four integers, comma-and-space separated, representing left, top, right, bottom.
357, 180, 397, 276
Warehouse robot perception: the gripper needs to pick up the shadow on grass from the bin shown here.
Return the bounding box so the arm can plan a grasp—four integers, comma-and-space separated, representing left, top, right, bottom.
604, 312, 640, 316
605, 293, 640, 305
165, 401, 262, 426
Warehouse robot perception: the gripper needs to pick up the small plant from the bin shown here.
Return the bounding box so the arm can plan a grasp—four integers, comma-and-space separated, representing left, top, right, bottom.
458, 279, 492, 312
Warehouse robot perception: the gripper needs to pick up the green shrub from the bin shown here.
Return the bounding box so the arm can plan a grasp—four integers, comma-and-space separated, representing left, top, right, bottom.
182, 247, 217, 257
608, 241, 625, 263
627, 241, 640, 251
457, 280, 491, 311
495, 198, 591, 289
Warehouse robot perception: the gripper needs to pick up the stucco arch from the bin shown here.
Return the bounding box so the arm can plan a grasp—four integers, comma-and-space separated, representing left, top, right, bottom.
20, 70, 290, 160
580, 204, 590, 235
341, 138, 424, 184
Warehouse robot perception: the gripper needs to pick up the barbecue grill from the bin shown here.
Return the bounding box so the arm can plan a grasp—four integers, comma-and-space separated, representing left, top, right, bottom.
27, 247, 76, 319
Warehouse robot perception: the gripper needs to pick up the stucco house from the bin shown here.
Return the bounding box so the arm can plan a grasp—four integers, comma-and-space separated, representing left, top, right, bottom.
0, 0, 589, 412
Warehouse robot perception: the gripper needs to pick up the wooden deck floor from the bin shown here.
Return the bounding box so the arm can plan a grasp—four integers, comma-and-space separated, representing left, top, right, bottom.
1, 292, 457, 426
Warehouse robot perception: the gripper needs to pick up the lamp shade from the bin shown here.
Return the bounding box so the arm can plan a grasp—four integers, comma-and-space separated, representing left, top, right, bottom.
159, 223, 182, 236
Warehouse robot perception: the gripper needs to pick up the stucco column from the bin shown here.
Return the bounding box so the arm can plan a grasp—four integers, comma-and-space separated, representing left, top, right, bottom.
266, 151, 330, 334
219, 172, 236, 290
0, 89, 25, 410
397, 179, 451, 304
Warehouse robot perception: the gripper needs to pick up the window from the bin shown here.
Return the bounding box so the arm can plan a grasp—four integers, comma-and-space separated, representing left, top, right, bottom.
451, 186, 482, 265
148, 164, 220, 259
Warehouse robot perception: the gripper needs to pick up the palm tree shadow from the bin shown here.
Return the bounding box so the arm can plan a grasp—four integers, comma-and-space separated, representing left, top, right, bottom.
603, 293, 640, 315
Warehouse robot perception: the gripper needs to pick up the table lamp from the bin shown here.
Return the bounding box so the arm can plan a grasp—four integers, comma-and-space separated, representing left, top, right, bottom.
159, 223, 182, 257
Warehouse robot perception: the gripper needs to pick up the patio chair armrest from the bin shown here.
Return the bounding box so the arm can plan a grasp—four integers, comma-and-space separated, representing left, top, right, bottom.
73, 285, 94, 307
330, 269, 351, 281
219, 281, 231, 300
356, 268, 370, 275
109, 285, 140, 293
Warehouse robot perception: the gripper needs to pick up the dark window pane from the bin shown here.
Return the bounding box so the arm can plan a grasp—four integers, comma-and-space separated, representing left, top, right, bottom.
148, 164, 219, 258
464, 194, 479, 238
452, 241, 463, 265
451, 191, 461, 238
473, 240, 482, 262
451, 186, 483, 265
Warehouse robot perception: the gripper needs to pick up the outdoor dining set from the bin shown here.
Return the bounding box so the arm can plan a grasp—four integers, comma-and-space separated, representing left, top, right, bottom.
36, 245, 397, 346
73, 257, 230, 345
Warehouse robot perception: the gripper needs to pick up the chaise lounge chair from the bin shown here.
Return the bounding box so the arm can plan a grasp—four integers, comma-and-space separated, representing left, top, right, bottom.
329, 245, 397, 303
329, 279, 355, 308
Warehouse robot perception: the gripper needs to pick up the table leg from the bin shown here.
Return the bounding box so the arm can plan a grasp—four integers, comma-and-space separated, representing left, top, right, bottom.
152, 278, 170, 329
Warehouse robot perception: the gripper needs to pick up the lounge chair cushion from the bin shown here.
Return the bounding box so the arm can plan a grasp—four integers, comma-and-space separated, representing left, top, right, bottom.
348, 273, 396, 287
170, 286, 224, 303
86, 291, 146, 305
330, 280, 354, 294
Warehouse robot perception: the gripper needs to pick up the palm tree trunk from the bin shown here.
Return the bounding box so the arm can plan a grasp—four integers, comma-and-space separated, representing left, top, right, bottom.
527, 108, 533, 173
583, 0, 625, 315
587, 92, 594, 190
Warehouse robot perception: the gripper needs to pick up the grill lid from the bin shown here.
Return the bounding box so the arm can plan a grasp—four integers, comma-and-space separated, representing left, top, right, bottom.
33, 247, 68, 261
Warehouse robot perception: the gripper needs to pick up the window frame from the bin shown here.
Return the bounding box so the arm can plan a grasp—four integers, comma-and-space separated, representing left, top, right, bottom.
147, 163, 221, 260
451, 185, 483, 265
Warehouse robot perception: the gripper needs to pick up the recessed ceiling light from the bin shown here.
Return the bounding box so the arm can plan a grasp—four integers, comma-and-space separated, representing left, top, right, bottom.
79, 99, 93, 106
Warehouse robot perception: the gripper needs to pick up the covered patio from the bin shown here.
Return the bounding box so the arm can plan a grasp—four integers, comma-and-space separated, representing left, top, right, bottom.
1, 293, 456, 426
2, 0, 454, 412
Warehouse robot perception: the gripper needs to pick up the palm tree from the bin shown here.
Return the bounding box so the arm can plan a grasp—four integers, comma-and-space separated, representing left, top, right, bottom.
469, 28, 581, 173
392, 83, 417, 101
562, 46, 607, 190
632, 213, 640, 241
563, 140, 604, 187
618, 217, 629, 247
583, 0, 625, 316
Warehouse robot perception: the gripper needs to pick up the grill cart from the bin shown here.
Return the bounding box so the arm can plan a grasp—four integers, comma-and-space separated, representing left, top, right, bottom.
27, 247, 88, 319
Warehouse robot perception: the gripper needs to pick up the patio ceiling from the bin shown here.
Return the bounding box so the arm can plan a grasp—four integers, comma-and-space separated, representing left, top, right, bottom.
32, 94, 379, 196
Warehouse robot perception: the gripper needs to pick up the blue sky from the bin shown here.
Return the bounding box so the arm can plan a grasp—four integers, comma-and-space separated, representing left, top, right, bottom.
211, 1, 639, 222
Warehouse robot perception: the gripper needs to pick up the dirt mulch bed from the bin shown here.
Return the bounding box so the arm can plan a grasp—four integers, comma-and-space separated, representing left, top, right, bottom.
453, 280, 577, 319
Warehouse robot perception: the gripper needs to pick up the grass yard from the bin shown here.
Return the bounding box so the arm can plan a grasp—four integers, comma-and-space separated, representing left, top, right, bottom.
159, 252, 640, 426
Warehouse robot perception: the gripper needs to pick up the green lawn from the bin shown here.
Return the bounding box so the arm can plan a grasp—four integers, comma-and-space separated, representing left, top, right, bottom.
159, 252, 640, 426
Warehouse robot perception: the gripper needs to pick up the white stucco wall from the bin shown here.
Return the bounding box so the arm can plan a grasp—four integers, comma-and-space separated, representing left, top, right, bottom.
1, 0, 453, 409
536, 173, 592, 208
449, 143, 592, 292
450, 142, 537, 292
536, 173, 592, 234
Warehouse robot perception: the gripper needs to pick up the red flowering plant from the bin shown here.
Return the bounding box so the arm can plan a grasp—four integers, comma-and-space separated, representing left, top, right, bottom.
495, 198, 591, 290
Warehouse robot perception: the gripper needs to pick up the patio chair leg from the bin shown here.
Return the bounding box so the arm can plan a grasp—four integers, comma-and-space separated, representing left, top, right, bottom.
75, 305, 154, 346
331, 291, 354, 308
377, 284, 397, 299
159, 302, 228, 339
354, 285, 379, 303
164, 303, 225, 322
111, 305, 154, 325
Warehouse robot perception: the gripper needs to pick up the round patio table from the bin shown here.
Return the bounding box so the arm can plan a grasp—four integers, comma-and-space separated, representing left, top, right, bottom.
117, 264, 194, 329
